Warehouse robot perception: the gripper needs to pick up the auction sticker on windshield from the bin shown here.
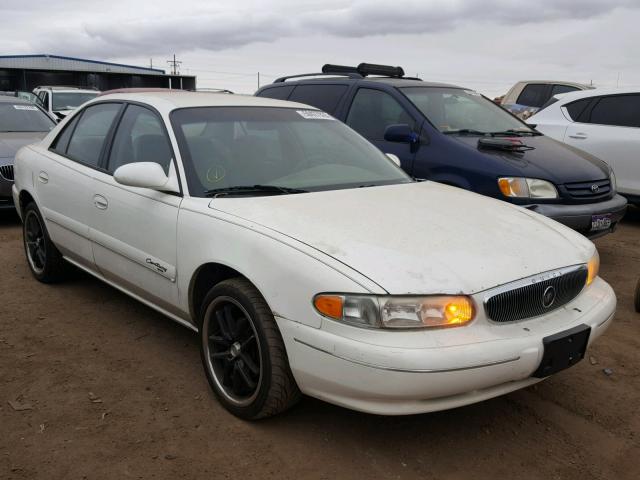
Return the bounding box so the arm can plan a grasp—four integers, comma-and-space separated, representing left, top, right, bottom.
296, 110, 334, 120
13, 105, 38, 111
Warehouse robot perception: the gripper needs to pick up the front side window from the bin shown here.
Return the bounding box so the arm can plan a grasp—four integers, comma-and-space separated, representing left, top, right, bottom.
564, 98, 592, 122
346, 88, 415, 140
171, 107, 411, 197
0, 103, 55, 132
587, 95, 640, 128
52, 92, 99, 112
66, 103, 121, 167
402, 87, 534, 135
108, 104, 172, 174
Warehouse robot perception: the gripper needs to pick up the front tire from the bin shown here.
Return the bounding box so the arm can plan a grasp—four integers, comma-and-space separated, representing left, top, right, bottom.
22, 202, 67, 283
199, 278, 301, 419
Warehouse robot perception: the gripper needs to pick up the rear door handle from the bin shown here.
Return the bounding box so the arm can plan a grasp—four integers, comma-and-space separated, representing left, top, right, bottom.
38, 172, 49, 183
93, 194, 108, 210
568, 133, 587, 139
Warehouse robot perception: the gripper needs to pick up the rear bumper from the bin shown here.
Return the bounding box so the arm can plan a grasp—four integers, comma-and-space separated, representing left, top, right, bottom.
524, 194, 627, 238
277, 277, 616, 415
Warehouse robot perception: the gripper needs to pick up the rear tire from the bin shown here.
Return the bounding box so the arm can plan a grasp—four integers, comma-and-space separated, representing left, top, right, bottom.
22, 202, 67, 283
199, 277, 301, 419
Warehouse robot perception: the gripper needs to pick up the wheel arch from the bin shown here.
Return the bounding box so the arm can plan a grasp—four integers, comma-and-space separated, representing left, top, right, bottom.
18, 189, 36, 216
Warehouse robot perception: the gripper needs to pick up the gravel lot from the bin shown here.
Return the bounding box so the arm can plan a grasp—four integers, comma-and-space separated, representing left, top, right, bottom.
1, 208, 639, 480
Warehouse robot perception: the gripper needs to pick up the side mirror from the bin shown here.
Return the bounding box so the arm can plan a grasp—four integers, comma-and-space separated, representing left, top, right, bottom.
384, 124, 417, 143
113, 162, 179, 193
385, 153, 401, 167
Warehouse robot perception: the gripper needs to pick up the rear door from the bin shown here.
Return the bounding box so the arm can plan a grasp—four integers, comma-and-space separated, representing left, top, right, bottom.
89, 103, 182, 314
35, 102, 122, 269
564, 94, 640, 196
344, 87, 419, 173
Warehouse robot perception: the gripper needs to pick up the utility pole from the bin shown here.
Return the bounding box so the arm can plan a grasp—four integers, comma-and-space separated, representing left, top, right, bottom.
258, 72, 260, 89
149, 58, 153, 69
167, 54, 182, 75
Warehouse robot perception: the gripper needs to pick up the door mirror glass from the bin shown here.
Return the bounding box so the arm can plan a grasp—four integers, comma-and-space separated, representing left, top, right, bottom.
384, 124, 417, 143
114, 162, 176, 191
385, 153, 401, 167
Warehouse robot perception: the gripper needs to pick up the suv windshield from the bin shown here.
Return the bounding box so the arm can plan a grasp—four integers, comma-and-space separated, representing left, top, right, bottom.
401, 87, 534, 135
52, 92, 98, 111
0, 103, 55, 132
171, 107, 411, 196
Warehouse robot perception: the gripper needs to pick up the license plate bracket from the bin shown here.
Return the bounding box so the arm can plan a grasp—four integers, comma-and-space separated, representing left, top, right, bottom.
532, 324, 591, 378
591, 213, 612, 232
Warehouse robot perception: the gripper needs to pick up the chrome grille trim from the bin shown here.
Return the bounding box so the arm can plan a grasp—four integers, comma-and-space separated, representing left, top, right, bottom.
483, 264, 588, 323
564, 179, 611, 200
0, 164, 14, 181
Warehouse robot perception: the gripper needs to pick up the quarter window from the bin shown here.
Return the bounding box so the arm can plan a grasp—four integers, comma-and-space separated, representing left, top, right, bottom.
564, 98, 592, 122
346, 88, 414, 140
257, 86, 294, 100
107, 104, 172, 174
288, 85, 348, 114
551, 85, 579, 96
50, 114, 80, 155
587, 95, 640, 128
66, 103, 121, 167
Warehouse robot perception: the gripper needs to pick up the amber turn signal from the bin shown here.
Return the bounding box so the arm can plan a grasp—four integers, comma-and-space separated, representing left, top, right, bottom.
313, 295, 343, 319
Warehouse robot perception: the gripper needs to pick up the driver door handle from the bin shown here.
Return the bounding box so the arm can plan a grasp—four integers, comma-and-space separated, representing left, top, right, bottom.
93, 194, 108, 210
568, 133, 587, 139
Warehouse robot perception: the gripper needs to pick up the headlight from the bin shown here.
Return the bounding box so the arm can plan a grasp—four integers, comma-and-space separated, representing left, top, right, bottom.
498, 177, 558, 199
587, 249, 600, 286
313, 294, 476, 329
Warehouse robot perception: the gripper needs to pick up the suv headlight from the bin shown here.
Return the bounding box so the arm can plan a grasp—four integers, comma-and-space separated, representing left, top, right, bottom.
498, 177, 558, 199
313, 294, 476, 329
587, 249, 600, 286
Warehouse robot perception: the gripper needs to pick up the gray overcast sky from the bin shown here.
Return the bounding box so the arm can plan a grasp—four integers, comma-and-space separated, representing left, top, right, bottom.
3, 0, 640, 96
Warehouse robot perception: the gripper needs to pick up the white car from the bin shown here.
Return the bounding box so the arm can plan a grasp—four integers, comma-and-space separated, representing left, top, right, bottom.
500, 80, 591, 119
529, 88, 640, 204
12, 91, 615, 419
33, 86, 99, 120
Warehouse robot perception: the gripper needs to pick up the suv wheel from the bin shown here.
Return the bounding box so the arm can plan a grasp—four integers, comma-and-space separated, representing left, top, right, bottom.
199, 278, 300, 419
23, 203, 67, 283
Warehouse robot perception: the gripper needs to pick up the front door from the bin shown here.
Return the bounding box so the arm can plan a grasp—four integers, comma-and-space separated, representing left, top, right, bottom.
344, 87, 419, 174
89, 103, 182, 314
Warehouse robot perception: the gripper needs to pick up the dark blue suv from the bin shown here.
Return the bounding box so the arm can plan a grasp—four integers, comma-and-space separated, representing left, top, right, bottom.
256, 63, 627, 238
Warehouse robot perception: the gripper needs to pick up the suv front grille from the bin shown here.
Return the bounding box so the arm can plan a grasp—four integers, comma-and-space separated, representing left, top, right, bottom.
0, 164, 14, 181
564, 179, 611, 200
484, 266, 587, 323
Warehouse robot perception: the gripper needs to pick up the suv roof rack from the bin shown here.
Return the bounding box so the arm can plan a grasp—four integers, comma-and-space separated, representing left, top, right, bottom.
273, 63, 418, 83
34, 85, 100, 91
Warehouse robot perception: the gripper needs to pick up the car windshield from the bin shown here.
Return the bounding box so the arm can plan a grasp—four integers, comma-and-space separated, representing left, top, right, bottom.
52, 92, 98, 111
0, 103, 55, 132
401, 87, 534, 135
171, 107, 412, 196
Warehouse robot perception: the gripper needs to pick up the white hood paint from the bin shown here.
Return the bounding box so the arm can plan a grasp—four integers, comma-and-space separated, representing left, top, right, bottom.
209, 182, 594, 295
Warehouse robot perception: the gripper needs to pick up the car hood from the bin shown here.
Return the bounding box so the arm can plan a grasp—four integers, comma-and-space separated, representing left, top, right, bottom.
451, 134, 610, 183
0, 132, 47, 160
208, 182, 594, 295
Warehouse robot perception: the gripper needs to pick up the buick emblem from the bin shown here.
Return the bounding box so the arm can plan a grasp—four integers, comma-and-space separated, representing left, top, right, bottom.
542, 286, 556, 308
591, 184, 600, 193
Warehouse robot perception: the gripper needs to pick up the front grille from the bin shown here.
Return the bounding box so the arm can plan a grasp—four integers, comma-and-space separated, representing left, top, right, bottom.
484, 266, 587, 323
0, 164, 14, 181
564, 179, 611, 200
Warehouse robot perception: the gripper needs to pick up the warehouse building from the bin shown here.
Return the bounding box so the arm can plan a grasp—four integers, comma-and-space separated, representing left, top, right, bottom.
0, 54, 196, 91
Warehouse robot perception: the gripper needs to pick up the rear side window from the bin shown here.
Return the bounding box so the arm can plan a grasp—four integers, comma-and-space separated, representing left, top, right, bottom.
288, 85, 348, 114
51, 114, 80, 154
551, 84, 579, 96
346, 88, 415, 140
108, 104, 172, 174
516, 84, 548, 108
66, 103, 121, 167
564, 98, 592, 121
257, 86, 294, 100
587, 95, 640, 128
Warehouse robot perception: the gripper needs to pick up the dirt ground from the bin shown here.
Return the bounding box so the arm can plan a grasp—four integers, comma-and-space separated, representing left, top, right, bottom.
1, 208, 639, 480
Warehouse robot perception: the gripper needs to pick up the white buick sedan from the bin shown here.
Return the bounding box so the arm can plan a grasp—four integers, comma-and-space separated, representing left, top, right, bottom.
12, 91, 615, 419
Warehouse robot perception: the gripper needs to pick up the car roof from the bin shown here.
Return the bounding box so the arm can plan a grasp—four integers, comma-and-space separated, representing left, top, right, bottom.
553, 87, 640, 104
263, 76, 463, 90
94, 91, 318, 113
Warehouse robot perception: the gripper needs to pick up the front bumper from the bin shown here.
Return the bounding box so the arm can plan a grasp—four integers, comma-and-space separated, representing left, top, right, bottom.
277, 277, 615, 415
0, 173, 15, 210
524, 194, 627, 238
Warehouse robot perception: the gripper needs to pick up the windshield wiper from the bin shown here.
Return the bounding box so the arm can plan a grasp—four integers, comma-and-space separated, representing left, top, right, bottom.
489, 129, 542, 137
442, 128, 489, 136
204, 185, 309, 197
